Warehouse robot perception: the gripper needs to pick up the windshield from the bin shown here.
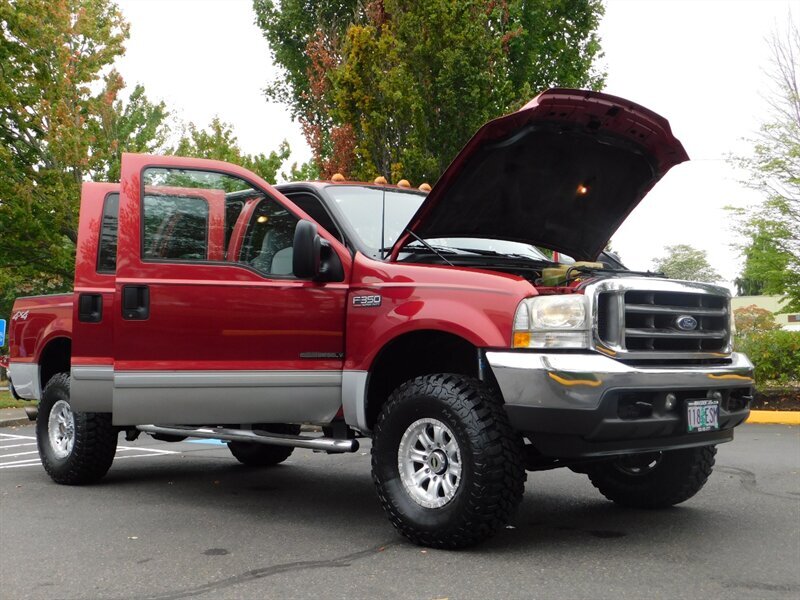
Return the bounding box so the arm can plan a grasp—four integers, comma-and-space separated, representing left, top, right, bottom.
326, 185, 425, 253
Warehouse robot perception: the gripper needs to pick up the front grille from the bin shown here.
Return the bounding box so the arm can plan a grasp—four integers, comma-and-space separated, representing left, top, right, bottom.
596, 288, 730, 356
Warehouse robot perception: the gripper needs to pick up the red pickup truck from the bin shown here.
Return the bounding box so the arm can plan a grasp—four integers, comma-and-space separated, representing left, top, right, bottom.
7, 89, 754, 548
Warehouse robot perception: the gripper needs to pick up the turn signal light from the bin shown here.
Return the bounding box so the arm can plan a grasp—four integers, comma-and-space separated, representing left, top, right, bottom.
419, 182, 432, 192
512, 332, 531, 348
331, 173, 345, 182
374, 176, 388, 185
397, 179, 411, 188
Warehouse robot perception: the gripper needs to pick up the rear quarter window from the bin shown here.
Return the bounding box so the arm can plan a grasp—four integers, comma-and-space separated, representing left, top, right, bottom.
97, 193, 119, 273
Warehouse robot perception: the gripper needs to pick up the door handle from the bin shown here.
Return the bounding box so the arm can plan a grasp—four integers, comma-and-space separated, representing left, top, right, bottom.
122, 285, 150, 320
78, 294, 103, 323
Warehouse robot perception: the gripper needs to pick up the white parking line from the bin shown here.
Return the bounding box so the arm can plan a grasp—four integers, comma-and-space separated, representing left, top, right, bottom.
0, 433, 34, 441
0, 458, 40, 469
0, 433, 179, 469
1, 461, 46, 469
1, 450, 38, 458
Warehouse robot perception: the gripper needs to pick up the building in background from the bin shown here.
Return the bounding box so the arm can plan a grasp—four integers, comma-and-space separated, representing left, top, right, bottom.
731, 296, 799, 331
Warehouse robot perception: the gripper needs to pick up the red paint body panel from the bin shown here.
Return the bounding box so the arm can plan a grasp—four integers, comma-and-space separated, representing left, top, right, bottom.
72, 182, 118, 368
345, 253, 534, 371
8, 295, 72, 362
115, 153, 352, 372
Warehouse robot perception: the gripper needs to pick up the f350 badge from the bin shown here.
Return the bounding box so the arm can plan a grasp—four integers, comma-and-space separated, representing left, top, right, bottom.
352, 294, 382, 308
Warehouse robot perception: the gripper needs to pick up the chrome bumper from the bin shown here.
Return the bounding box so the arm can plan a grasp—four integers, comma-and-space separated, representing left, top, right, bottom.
486, 351, 754, 411
485, 351, 753, 457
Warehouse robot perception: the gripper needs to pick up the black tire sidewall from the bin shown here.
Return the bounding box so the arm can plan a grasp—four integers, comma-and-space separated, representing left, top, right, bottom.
588, 446, 716, 508
372, 385, 482, 533
36, 374, 77, 473
36, 373, 117, 484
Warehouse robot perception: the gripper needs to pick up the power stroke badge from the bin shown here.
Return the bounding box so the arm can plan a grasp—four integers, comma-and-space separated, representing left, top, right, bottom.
352, 294, 382, 308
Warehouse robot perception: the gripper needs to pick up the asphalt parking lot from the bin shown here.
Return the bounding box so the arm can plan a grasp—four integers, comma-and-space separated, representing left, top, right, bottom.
1, 423, 798, 600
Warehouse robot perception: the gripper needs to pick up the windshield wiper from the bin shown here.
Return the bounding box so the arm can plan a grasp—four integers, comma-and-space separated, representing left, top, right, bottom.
453, 248, 552, 262
403, 230, 454, 266
563, 264, 663, 281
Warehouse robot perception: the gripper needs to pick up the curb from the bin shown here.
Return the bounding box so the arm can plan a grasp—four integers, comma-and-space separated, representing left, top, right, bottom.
746, 410, 800, 425
0, 417, 34, 428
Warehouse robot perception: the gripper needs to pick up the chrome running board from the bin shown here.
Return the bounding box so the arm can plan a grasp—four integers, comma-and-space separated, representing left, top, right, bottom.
136, 424, 359, 453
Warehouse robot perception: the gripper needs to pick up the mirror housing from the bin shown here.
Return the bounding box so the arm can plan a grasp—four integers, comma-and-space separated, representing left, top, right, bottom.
293, 219, 321, 279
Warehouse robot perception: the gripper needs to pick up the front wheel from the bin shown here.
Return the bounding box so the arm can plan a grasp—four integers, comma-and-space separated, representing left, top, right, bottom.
371, 374, 525, 549
36, 373, 118, 485
585, 446, 717, 508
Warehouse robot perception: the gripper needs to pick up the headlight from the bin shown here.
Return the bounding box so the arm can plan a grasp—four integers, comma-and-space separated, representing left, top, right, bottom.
512, 295, 590, 349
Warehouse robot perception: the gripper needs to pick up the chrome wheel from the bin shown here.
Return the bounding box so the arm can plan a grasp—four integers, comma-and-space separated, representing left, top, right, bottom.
48, 399, 75, 459
398, 418, 462, 508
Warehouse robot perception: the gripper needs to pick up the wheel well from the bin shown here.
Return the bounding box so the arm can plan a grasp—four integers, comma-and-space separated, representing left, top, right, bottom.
39, 338, 71, 391
365, 330, 480, 429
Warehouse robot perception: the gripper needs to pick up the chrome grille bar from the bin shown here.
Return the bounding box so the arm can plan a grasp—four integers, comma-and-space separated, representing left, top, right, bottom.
588, 277, 733, 362
625, 328, 727, 339
625, 304, 727, 317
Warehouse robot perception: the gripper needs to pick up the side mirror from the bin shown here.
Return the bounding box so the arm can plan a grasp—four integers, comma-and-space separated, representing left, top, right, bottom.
293, 219, 321, 279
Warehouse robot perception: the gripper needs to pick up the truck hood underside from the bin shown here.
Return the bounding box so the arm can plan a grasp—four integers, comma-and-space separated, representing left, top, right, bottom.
395, 89, 689, 261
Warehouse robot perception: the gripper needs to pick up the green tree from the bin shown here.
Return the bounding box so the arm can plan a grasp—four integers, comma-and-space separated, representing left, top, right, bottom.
253, 0, 605, 181
91, 80, 171, 182
651, 244, 721, 283
734, 21, 800, 311
283, 160, 321, 182
0, 0, 129, 286
0, 0, 174, 321
172, 117, 291, 183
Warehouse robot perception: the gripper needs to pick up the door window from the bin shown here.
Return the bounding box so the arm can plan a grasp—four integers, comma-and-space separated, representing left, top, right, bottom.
141, 168, 261, 263
239, 197, 299, 276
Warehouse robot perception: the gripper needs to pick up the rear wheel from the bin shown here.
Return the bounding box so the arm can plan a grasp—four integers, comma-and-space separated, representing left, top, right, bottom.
585, 446, 717, 508
227, 424, 301, 466
371, 374, 525, 549
36, 373, 118, 485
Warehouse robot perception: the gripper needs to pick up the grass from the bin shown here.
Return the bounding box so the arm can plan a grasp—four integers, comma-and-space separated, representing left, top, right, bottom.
0, 388, 34, 409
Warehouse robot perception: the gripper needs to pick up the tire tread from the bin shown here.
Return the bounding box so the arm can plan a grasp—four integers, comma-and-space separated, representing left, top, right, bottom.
372, 374, 525, 548
37, 373, 117, 485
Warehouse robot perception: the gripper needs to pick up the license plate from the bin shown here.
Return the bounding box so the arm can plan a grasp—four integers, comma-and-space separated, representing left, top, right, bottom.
686, 399, 720, 433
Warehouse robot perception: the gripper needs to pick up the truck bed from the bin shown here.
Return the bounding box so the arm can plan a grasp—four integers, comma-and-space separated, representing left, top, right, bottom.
8, 293, 73, 398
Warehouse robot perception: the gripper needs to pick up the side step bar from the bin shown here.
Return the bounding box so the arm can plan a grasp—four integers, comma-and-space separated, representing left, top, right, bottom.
136, 425, 359, 453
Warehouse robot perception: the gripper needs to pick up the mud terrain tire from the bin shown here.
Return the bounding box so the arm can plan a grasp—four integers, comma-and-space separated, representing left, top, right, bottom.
586, 446, 717, 508
371, 374, 525, 549
36, 372, 117, 485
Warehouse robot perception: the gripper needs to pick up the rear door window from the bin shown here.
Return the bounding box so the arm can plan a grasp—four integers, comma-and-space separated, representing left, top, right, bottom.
97, 193, 119, 273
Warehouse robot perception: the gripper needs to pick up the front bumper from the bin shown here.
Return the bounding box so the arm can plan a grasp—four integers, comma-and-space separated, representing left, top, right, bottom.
486, 351, 753, 458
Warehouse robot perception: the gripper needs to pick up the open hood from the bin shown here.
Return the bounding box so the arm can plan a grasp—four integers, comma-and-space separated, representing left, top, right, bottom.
393, 89, 689, 261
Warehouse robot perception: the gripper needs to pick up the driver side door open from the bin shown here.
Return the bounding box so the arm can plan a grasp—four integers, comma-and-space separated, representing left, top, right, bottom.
111, 154, 351, 426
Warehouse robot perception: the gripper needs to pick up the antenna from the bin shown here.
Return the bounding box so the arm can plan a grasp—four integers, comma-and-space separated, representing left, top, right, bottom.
379, 186, 387, 259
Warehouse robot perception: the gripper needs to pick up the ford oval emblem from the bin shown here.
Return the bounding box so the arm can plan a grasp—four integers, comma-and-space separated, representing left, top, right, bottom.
675, 315, 698, 331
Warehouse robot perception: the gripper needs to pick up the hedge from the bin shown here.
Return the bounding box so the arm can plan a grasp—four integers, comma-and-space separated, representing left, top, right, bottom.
735, 330, 800, 384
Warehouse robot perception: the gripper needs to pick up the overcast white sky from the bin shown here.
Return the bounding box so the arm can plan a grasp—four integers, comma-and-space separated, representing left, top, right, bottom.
115, 0, 798, 289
